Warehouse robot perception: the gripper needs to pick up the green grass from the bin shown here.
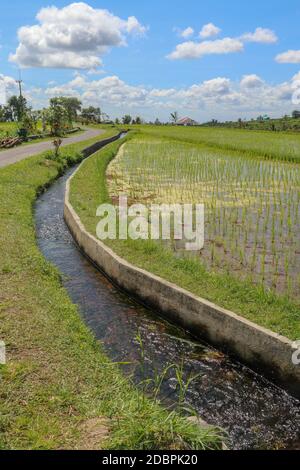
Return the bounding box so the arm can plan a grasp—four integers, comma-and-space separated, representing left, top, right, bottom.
0, 129, 222, 450
69, 133, 300, 340
0, 122, 18, 139
0, 121, 47, 139
135, 125, 300, 163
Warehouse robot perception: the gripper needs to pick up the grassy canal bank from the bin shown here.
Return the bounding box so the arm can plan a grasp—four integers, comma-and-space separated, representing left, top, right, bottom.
0, 130, 222, 450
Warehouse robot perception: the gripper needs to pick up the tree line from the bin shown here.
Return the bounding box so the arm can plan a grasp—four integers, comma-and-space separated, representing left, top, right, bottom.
0, 95, 84, 138
201, 111, 300, 132
0, 93, 148, 137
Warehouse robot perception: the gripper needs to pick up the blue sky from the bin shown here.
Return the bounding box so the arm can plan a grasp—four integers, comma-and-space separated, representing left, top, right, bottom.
1, 0, 300, 121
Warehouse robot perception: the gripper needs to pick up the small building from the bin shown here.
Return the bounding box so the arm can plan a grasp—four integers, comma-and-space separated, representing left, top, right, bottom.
176, 116, 198, 126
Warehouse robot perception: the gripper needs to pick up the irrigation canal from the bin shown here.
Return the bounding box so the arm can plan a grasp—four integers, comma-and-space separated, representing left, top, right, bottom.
35, 143, 300, 450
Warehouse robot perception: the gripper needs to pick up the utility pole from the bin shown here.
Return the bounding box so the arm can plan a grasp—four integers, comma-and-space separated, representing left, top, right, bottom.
15, 70, 25, 123
16, 70, 23, 98
16, 79, 23, 98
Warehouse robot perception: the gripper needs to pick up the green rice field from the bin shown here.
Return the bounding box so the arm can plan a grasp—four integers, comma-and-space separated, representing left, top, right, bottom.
140, 125, 300, 163
107, 133, 300, 302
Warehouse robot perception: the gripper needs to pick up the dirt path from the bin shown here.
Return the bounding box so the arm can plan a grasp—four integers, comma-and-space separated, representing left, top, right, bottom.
0, 128, 105, 168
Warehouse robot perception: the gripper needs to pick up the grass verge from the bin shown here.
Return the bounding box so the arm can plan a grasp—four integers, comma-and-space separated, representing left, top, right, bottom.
69, 134, 300, 340
0, 129, 223, 450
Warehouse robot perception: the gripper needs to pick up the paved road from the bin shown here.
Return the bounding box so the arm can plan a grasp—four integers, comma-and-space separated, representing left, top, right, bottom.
0, 128, 105, 169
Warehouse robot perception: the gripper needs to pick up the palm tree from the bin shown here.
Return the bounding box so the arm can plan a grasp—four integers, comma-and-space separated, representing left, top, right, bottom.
170, 111, 178, 124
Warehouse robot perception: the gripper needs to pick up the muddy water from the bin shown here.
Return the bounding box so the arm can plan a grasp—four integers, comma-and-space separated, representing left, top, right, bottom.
35, 166, 300, 450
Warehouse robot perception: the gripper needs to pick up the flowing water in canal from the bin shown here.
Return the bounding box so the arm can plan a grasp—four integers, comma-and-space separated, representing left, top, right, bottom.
35, 165, 300, 450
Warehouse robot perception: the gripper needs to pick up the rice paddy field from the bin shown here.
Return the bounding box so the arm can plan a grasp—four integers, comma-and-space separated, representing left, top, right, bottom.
140, 125, 300, 163
107, 132, 300, 304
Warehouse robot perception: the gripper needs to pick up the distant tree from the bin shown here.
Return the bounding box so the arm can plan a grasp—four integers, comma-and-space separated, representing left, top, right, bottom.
20, 109, 37, 135
7, 95, 27, 121
81, 106, 101, 123
41, 108, 49, 132
115, 118, 120, 125
0, 106, 5, 122
45, 100, 69, 136
102, 112, 111, 122
292, 110, 300, 119
0, 105, 11, 122
82, 106, 101, 123
50, 97, 81, 125
170, 111, 178, 124
5, 106, 13, 122
154, 118, 161, 126
64, 97, 82, 123
122, 115, 132, 125
135, 116, 142, 125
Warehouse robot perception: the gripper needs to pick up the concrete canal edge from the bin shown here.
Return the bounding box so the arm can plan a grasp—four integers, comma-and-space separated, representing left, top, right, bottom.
64, 140, 300, 399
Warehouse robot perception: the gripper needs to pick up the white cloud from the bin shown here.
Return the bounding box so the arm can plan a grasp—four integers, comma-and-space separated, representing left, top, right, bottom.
0, 74, 18, 104
199, 23, 221, 39
180, 27, 194, 39
126, 16, 147, 35
292, 72, 300, 82
0, 73, 17, 92
5, 67, 297, 121
242, 27, 278, 44
41, 71, 298, 120
167, 37, 243, 60
240, 74, 264, 88
196, 77, 231, 97
149, 88, 177, 97
276, 50, 300, 64
168, 25, 278, 61
9, 2, 146, 69
45, 75, 149, 108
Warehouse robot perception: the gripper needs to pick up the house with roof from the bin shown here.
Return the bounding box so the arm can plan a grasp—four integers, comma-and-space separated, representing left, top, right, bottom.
176, 116, 198, 126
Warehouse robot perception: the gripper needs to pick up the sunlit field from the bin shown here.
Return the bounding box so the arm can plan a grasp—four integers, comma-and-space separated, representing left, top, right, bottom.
0, 122, 18, 139
107, 135, 300, 301
140, 125, 300, 163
